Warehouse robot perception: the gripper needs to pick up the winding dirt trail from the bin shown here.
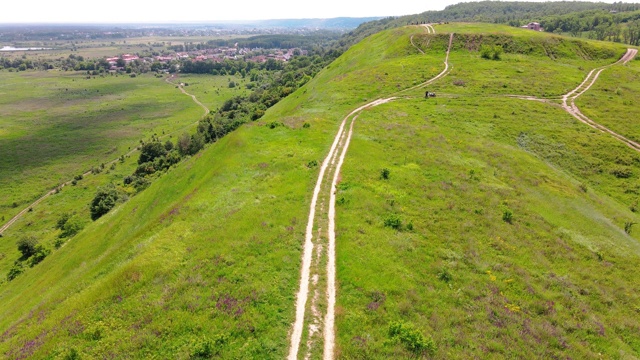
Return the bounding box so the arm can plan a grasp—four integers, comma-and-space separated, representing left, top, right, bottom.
512, 48, 640, 151
288, 25, 453, 360
0, 76, 211, 236
166, 75, 210, 115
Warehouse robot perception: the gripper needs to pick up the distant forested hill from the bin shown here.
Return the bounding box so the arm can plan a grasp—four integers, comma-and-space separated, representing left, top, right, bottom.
341, 1, 640, 47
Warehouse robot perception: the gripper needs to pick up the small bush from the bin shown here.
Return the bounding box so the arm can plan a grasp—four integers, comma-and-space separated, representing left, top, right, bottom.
306, 160, 318, 168
302, 122, 311, 128
611, 166, 632, 178
388, 322, 436, 356
380, 168, 390, 180
625, 221, 636, 234
191, 334, 227, 358
29, 245, 50, 266
480, 45, 503, 60
90, 184, 123, 220
502, 209, 513, 224
54, 238, 66, 249
63, 348, 80, 360
7, 262, 25, 281
384, 214, 402, 230
17, 236, 39, 258
438, 269, 452, 282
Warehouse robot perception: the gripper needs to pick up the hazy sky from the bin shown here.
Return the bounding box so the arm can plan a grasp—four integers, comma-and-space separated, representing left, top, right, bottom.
0, 0, 635, 23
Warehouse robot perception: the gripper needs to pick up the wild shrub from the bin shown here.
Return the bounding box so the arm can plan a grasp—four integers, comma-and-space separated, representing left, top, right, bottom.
502, 209, 513, 224
190, 334, 227, 358
611, 166, 632, 178
380, 168, 390, 180
63, 349, 80, 360
388, 322, 436, 356
625, 221, 636, 234
58, 215, 84, 238
28, 245, 50, 267
480, 45, 503, 60
6, 262, 24, 281
138, 141, 167, 164
438, 269, 452, 282
90, 184, 123, 220
384, 214, 402, 230
17, 236, 39, 258
56, 213, 72, 230
306, 160, 318, 168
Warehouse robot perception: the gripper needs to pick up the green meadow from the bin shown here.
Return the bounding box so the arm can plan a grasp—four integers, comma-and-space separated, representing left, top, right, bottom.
0, 71, 248, 225
1, 22, 640, 359
576, 60, 640, 143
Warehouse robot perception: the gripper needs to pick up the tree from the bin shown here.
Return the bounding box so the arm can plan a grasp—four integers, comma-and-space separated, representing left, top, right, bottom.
177, 133, 192, 156
17, 236, 39, 258
90, 184, 121, 220
138, 141, 167, 164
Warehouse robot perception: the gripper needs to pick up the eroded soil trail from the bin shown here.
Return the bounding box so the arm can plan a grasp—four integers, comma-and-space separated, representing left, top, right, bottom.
0, 76, 211, 236
166, 75, 210, 115
513, 48, 639, 151
288, 25, 452, 360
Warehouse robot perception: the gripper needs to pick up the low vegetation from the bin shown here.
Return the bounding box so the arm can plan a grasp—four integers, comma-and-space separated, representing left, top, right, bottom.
1, 19, 640, 359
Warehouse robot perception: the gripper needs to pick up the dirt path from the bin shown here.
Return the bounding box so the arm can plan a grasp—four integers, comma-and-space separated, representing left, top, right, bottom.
166, 75, 210, 116
512, 48, 640, 151
400, 33, 454, 95
0, 76, 211, 236
288, 27, 453, 360
410, 24, 437, 55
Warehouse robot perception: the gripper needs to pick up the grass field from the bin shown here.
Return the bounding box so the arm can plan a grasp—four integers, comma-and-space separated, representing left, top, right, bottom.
0, 70, 248, 225
1, 23, 640, 359
0, 71, 247, 277
576, 60, 640, 143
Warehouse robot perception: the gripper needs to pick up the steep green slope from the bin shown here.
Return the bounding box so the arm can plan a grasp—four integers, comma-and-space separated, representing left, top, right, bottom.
0, 26, 442, 359
1, 23, 640, 359
334, 24, 640, 358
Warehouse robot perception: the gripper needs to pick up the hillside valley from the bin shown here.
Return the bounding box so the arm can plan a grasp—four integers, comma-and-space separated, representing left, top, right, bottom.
1, 21, 640, 359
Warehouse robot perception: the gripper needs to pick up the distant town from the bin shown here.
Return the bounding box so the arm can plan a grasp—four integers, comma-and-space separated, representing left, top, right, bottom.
103, 45, 306, 72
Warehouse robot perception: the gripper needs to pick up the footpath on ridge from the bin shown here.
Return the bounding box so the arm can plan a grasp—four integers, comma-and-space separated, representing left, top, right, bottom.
287, 25, 453, 360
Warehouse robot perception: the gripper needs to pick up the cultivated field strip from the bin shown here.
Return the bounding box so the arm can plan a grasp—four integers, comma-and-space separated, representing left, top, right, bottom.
288, 25, 453, 360
0, 76, 210, 236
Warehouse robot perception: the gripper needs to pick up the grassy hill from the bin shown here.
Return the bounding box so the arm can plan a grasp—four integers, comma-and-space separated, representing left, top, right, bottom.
1, 23, 640, 359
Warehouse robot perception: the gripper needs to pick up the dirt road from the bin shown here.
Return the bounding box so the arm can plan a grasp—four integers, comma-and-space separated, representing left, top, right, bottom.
288, 26, 453, 360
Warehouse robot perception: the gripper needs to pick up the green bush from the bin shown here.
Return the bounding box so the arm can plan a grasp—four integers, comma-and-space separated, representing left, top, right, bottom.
384, 214, 402, 230
17, 236, 39, 258
90, 184, 123, 220
380, 168, 390, 180
611, 166, 632, 178
480, 45, 503, 60
388, 322, 436, 356
502, 209, 513, 224
6, 262, 25, 281
29, 244, 50, 267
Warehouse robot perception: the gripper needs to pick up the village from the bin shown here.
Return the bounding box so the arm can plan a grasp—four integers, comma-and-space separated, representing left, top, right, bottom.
104, 45, 305, 71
